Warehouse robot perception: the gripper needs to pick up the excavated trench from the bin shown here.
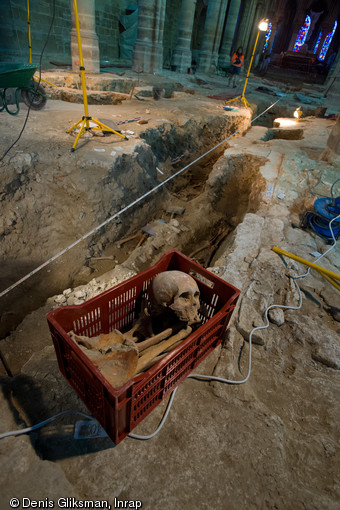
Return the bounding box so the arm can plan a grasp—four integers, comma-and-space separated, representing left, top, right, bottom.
0, 113, 265, 339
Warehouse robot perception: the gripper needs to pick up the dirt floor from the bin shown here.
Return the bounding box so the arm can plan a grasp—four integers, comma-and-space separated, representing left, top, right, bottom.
0, 67, 339, 510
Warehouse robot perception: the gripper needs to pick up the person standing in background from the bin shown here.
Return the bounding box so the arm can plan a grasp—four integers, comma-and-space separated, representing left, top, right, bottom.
228, 46, 244, 88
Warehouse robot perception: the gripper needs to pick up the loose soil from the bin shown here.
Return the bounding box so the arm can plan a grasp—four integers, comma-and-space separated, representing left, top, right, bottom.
0, 68, 339, 510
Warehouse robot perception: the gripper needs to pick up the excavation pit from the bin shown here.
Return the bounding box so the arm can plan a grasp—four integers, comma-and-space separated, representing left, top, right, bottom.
0, 98, 253, 338
0, 77, 339, 510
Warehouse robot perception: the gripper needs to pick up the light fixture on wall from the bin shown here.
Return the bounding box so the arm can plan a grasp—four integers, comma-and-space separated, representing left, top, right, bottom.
226, 18, 269, 109
67, 0, 128, 151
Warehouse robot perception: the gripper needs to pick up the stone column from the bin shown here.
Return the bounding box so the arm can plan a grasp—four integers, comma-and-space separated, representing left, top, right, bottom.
132, 0, 166, 74
218, 0, 241, 68
234, 0, 256, 57
321, 72, 340, 163
171, 0, 197, 72
70, 0, 99, 74
324, 50, 340, 101
245, 2, 265, 60
197, 0, 228, 74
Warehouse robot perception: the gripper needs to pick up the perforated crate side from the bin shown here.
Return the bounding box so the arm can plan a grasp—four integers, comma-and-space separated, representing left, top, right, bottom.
47, 249, 241, 444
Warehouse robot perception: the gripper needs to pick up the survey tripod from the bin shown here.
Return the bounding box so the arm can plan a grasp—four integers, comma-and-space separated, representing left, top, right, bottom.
67, 0, 127, 151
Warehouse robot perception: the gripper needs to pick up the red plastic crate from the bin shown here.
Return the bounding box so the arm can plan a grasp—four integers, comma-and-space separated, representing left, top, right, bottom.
47, 250, 240, 444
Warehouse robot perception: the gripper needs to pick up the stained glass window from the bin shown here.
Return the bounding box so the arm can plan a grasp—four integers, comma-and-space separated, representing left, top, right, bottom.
318, 21, 337, 61
313, 31, 323, 54
263, 22, 272, 52
293, 15, 311, 52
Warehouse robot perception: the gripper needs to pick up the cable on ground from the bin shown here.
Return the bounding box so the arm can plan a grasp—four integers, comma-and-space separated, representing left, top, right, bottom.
0, 410, 93, 440
0, 0, 56, 164
0, 98, 282, 300
1, 103, 339, 443
1, 214, 338, 442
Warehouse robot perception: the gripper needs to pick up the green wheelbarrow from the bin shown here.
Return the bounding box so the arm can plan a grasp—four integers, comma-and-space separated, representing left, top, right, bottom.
0, 63, 47, 115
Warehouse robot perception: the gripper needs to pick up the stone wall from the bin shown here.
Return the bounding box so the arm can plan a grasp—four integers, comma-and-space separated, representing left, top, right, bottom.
0, 0, 131, 66
163, 0, 182, 68
96, 0, 120, 63
0, 0, 72, 64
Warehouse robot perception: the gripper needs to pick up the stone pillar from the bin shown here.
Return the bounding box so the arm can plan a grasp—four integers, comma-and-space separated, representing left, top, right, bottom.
197, 0, 228, 74
70, 0, 99, 74
321, 92, 340, 163
132, 0, 166, 74
171, 0, 197, 73
234, 0, 256, 58
245, 2, 265, 60
218, 0, 241, 67
324, 50, 340, 104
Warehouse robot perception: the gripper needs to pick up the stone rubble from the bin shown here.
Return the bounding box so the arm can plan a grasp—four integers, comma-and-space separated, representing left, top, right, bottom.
0, 73, 339, 508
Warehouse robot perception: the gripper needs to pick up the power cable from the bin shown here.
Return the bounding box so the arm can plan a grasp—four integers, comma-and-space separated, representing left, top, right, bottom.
307, 171, 340, 200
0, 0, 56, 164
131, 213, 339, 438
1, 101, 338, 442
330, 178, 340, 204
0, 98, 282, 299
1, 216, 338, 442
0, 410, 93, 440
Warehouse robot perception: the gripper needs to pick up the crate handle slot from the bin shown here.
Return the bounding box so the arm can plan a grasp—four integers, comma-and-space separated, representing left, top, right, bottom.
188, 269, 215, 289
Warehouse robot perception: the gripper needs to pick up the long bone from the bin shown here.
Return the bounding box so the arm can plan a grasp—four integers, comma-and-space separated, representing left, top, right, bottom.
135, 326, 192, 374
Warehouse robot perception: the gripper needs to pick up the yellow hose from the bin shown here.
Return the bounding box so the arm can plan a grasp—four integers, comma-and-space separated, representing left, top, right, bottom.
272, 246, 340, 282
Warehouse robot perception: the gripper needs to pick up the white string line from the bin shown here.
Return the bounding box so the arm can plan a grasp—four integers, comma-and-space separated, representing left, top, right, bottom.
0, 99, 281, 299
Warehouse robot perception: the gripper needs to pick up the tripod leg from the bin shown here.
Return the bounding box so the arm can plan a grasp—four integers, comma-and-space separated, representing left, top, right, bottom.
71, 119, 86, 152
67, 118, 83, 134
225, 95, 241, 105
92, 117, 128, 140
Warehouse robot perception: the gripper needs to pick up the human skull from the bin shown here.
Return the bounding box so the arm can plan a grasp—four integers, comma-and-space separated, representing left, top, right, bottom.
150, 270, 201, 323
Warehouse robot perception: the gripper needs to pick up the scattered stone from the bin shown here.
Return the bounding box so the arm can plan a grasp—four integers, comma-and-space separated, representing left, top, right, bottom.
295, 92, 323, 105
170, 225, 181, 234
312, 335, 340, 370
170, 219, 180, 227
54, 294, 67, 305
63, 288, 72, 296
67, 297, 84, 306
320, 286, 340, 309
236, 297, 266, 345
58, 88, 128, 105
330, 309, 340, 322
9, 153, 32, 173
268, 307, 285, 326
217, 213, 265, 289
74, 289, 86, 299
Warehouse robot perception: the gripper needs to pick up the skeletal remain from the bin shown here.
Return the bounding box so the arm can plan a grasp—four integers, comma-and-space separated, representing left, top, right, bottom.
150, 270, 201, 323
135, 326, 192, 374
94, 339, 139, 388
135, 338, 184, 374
69, 329, 124, 350
122, 305, 153, 341
70, 326, 178, 388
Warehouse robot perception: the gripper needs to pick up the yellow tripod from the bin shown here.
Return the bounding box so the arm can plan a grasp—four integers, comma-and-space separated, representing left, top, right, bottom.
27, 0, 57, 88
225, 20, 268, 109
67, 0, 127, 152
